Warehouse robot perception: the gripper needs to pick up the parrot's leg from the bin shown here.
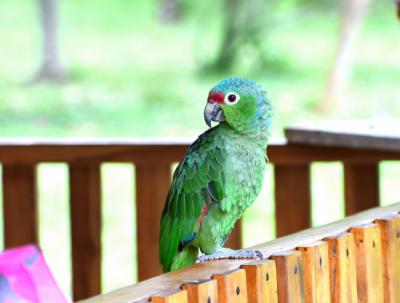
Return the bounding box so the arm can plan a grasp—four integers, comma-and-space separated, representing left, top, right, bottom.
195, 248, 263, 263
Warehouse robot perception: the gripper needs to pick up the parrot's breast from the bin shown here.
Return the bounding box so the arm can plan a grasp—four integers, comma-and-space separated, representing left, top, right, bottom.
224, 137, 266, 212
198, 131, 267, 254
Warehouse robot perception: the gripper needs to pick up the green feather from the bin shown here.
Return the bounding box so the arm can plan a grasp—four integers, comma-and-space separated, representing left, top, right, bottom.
159, 127, 225, 272
178, 194, 186, 218
199, 161, 209, 176
215, 148, 224, 164
209, 179, 224, 201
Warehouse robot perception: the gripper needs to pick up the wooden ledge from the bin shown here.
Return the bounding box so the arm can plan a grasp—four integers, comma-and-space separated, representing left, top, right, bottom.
80, 202, 400, 303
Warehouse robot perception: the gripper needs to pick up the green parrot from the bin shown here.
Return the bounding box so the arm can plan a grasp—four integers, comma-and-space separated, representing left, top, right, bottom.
159, 78, 273, 272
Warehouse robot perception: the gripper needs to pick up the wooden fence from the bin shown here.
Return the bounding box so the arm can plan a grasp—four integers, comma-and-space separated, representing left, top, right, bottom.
1, 139, 399, 300
81, 202, 400, 303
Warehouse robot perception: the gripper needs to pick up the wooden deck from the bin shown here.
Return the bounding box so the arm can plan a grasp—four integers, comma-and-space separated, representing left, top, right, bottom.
1, 134, 399, 299
81, 202, 400, 303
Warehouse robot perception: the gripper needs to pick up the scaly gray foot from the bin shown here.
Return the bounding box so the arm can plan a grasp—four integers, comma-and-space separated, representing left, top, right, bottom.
195, 248, 263, 263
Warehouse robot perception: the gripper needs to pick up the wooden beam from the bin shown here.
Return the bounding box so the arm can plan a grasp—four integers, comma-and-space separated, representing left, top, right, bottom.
151, 289, 188, 303
344, 163, 379, 215
182, 279, 218, 303
2, 165, 38, 247
70, 164, 102, 300
275, 164, 311, 237
297, 241, 330, 303
0, 140, 399, 165
241, 260, 278, 303
375, 215, 400, 303
135, 163, 171, 281
325, 232, 358, 303
350, 224, 384, 303
271, 250, 305, 303
213, 269, 248, 303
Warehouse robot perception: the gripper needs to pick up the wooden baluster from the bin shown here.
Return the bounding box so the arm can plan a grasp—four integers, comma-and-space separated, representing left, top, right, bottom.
350, 223, 384, 303
271, 250, 305, 303
344, 163, 379, 215
325, 232, 357, 303
182, 279, 218, 303
375, 215, 400, 303
225, 220, 242, 250
69, 164, 102, 300
135, 163, 171, 280
3, 165, 38, 247
297, 241, 331, 303
213, 269, 248, 303
241, 259, 278, 303
274, 164, 311, 237
152, 289, 188, 303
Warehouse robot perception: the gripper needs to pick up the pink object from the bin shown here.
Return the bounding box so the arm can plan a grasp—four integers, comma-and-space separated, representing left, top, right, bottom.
0, 245, 69, 303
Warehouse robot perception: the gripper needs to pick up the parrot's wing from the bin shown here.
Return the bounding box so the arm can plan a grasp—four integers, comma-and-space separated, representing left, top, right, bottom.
159, 127, 225, 272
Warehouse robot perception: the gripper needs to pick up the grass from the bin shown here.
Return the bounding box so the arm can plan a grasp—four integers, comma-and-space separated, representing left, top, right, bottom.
0, 0, 399, 297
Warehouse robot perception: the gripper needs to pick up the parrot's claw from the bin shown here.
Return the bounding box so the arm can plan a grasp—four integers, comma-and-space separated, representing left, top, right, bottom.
195, 248, 263, 263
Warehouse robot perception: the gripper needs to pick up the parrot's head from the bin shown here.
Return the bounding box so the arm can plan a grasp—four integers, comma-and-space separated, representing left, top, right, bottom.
204, 78, 273, 137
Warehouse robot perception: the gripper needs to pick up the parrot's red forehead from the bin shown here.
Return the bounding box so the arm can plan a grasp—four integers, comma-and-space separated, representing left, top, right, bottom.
208, 92, 224, 104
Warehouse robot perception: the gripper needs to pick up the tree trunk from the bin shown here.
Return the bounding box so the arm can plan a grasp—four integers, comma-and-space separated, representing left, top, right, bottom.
214, 0, 265, 70
33, 0, 67, 82
213, 0, 241, 70
321, 0, 371, 111
397, 0, 400, 20
158, 0, 182, 24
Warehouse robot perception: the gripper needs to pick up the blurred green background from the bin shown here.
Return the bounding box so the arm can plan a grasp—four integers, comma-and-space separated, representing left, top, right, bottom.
0, 0, 399, 298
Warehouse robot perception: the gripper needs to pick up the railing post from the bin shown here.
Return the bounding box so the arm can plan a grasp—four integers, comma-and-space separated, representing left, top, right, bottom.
274, 164, 311, 237
69, 164, 102, 300
344, 162, 379, 215
2, 164, 38, 248
225, 219, 242, 249
135, 163, 171, 281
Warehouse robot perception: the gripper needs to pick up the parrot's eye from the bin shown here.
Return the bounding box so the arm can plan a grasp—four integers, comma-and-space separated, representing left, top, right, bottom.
224, 92, 240, 105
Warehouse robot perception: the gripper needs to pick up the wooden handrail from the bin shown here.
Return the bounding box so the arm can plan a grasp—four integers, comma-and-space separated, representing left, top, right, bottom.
0, 139, 400, 164
1, 139, 400, 300
80, 202, 400, 303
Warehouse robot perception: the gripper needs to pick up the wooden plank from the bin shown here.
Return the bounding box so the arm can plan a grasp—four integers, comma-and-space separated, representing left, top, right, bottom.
79, 203, 400, 303
275, 164, 311, 237
0, 140, 400, 165
213, 269, 248, 303
69, 164, 102, 300
225, 220, 242, 250
271, 250, 305, 303
0, 142, 188, 165
2, 165, 38, 247
344, 163, 379, 215
350, 223, 384, 303
267, 144, 400, 165
375, 215, 400, 303
241, 259, 278, 303
151, 289, 188, 303
136, 163, 171, 280
182, 279, 218, 303
325, 232, 357, 303
285, 121, 400, 152
297, 241, 330, 303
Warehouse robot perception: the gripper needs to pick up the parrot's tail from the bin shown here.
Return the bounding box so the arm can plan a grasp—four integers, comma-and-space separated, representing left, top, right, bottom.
169, 246, 199, 272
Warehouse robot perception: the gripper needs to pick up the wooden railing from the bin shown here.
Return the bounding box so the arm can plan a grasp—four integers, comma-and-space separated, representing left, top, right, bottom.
81, 202, 400, 303
1, 139, 400, 300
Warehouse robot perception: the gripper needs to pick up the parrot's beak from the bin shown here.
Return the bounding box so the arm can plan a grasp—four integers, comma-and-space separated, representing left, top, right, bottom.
204, 101, 226, 127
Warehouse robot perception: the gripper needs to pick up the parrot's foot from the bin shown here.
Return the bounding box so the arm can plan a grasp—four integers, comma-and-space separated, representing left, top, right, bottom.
195, 248, 263, 263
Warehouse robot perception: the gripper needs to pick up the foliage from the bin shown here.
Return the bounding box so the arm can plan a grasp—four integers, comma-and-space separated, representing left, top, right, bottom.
0, 0, 399, 296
